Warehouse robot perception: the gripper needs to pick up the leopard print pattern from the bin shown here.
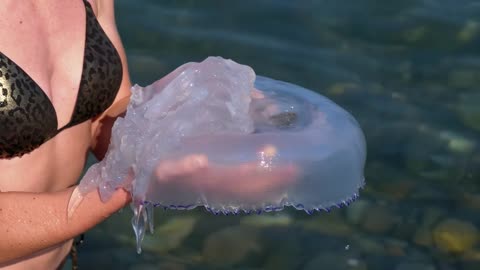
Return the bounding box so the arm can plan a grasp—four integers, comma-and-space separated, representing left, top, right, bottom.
0, 53, 58, 159
65, 0, 123, 128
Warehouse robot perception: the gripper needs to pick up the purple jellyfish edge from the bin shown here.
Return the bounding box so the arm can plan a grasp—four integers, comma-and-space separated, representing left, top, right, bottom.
138, 180, 365, 216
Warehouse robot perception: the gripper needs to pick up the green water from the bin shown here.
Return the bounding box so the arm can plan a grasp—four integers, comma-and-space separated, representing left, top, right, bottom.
73, 1, 480, 269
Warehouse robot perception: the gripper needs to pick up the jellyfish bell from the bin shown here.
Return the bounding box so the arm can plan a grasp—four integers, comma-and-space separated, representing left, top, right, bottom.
70, 56, 366, 253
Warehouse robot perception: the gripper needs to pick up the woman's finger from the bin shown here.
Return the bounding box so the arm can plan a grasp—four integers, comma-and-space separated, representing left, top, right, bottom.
155, 154, 208, 181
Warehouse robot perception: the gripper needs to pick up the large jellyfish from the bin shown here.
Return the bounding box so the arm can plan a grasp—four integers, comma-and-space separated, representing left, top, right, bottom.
69, 56, 366, 253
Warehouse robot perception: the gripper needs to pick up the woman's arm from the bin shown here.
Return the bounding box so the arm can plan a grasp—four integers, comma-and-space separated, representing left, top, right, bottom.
90, 0, 132, 159
0, 187, 130, 264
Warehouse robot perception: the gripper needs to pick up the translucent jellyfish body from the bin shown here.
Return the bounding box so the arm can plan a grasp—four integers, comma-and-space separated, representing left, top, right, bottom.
75, 57, 366, 253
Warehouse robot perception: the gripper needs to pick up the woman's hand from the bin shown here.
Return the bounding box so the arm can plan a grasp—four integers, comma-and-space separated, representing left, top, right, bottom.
154, 153, 298, 203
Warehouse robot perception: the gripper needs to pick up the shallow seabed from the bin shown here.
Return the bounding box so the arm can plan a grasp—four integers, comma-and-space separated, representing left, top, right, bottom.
70, 0, 480, 269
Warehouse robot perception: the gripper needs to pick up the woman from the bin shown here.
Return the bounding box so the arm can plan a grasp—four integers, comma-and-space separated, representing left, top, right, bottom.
0, 1, 295, 269
0, 0, 132, 268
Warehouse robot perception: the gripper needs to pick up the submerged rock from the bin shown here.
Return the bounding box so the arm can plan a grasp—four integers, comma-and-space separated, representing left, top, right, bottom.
394, 262, 436, 270
240, 213, 292, 228
141, 217, 197, 253
202, 226, 261, 267
345, 199, 370, 225
301, 213, 353, 237
361, 204, 400, 234
303, 251, 367, 270
458, 92, 480, 131
432, 218, 478, 254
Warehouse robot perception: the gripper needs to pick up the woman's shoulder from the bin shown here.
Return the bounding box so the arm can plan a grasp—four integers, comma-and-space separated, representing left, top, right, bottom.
86, 0, 116, 20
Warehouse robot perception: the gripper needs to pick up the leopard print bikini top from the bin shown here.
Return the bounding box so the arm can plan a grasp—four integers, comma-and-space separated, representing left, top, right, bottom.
0, 0, 123, 159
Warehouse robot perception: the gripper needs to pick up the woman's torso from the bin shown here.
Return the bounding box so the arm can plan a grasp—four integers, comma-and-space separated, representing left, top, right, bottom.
0, 0, 117, 268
